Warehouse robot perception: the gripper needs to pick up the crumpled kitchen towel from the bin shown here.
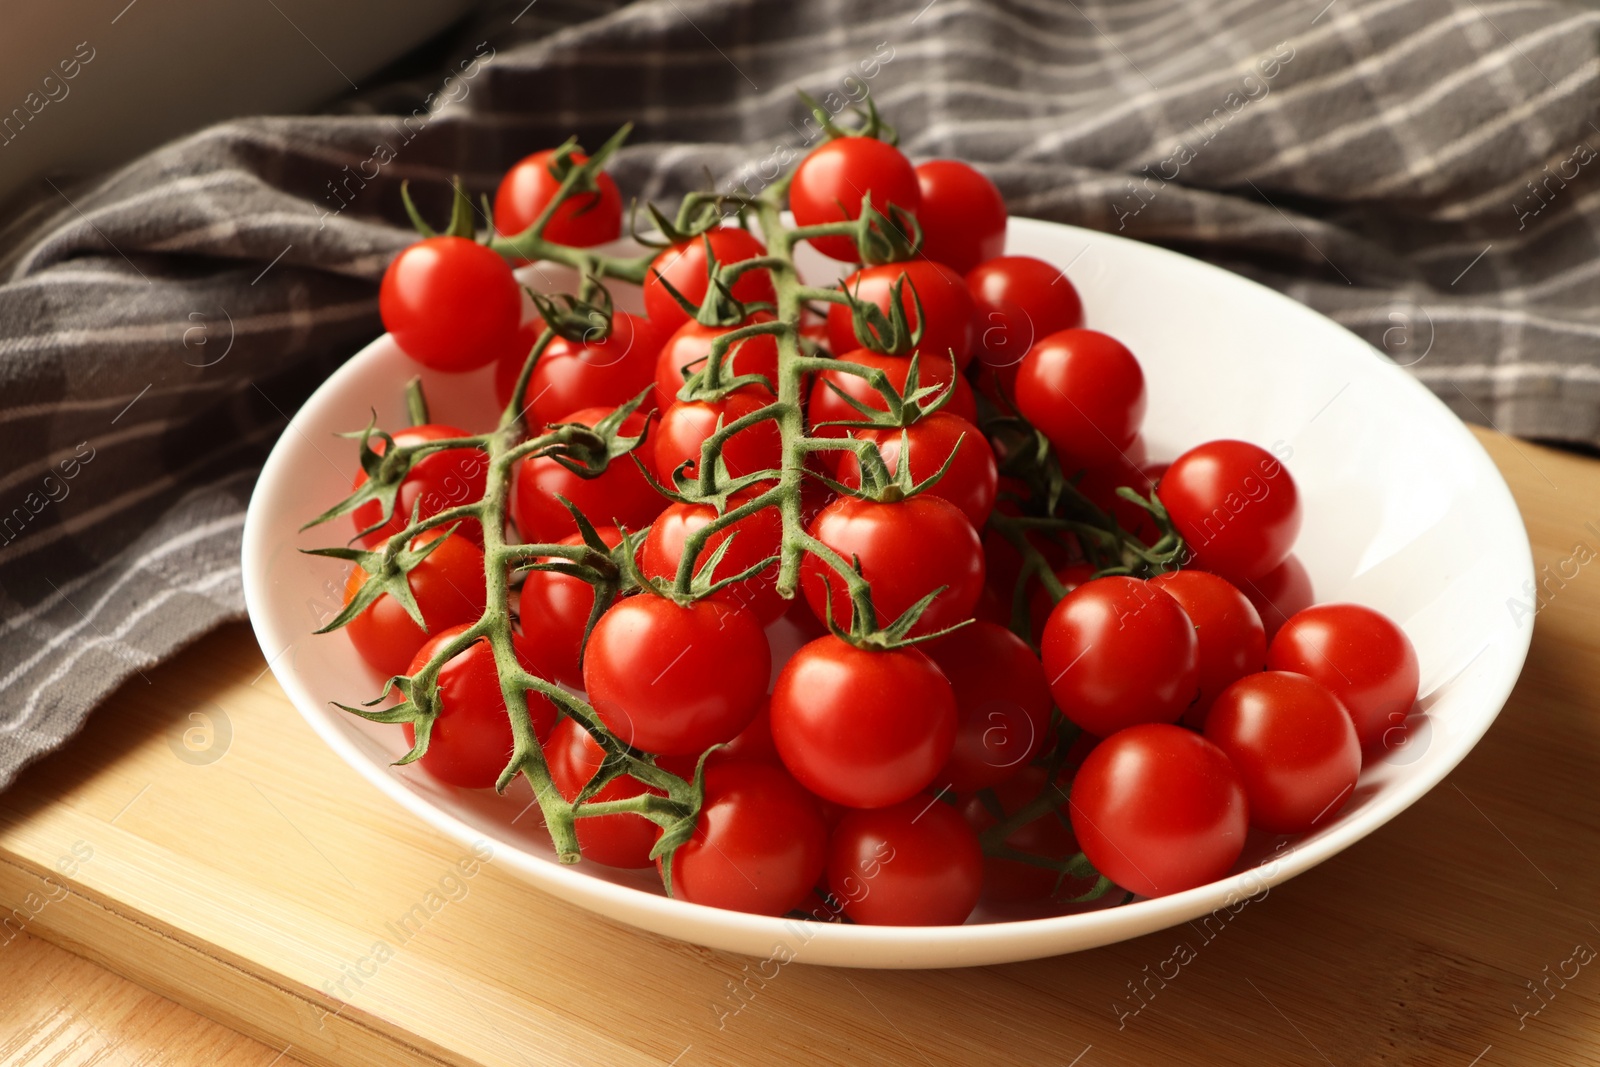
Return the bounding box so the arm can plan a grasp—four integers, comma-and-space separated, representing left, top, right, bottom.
1, 0, 1597, 789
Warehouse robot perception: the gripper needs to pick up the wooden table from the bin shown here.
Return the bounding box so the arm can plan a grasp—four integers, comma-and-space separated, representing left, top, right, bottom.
2, 425, 1595, 1067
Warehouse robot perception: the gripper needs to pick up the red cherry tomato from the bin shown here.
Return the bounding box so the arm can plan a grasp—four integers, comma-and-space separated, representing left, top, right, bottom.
493, 312, 665, 424
1040, 576, 1199, 737
583, 595, 770, 756
1235, 554, 1314, 641
511, 406, 666, 542
637, 501, 786, 624
1204, 671, 1361, 834
653, 387, 781, 487
801, 494, 985, 635
668, 760, 827, 916
790, 137, 921, 262
961, 767, 1085, 904
380, 236, 521, 372
545, 717, 661, 868
1069, 723, 1248, 898
967, 256, 1084, 344
825, 261, 976, 369
770, 636, 957, 809
1014, 328, 1146, 470
653, 316, 781, 410
914, 160, 1008, 275
807, 349, 977, 434
1266, 603, 1419, 750
924, 621, 1052, 793
1158, 439, 1301, 583
643, 228, 776, 331
344, 531, 487, 678
517, 526, 623, 688
1147, 570, 1267, 730
351, 425, 486, 548
966, 256, 1084, 396
825, 796, 982, 925
835, 411, 998, 527
494, 149, 622, 250
401, 626, 558, 789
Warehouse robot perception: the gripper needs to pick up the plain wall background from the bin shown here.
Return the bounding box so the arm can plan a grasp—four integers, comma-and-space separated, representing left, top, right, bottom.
0, 0, 475, 203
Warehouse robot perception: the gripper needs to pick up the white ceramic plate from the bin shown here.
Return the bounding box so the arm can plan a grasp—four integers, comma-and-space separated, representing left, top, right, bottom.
241, 217, 1535, 969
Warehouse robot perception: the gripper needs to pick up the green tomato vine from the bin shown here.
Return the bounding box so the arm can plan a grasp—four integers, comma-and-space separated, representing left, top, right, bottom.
306, 97, 1181, 906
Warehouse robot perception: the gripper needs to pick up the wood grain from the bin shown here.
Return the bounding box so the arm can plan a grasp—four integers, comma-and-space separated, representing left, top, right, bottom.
0, 931, 307, 1066
2, 425, 1598, 1067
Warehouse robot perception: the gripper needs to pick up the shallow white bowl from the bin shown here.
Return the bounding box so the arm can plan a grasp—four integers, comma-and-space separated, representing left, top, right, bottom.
242, 217, 1535, 969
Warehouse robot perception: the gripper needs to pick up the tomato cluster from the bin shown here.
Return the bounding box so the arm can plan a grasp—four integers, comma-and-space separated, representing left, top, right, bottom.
318, 111, 1421, 929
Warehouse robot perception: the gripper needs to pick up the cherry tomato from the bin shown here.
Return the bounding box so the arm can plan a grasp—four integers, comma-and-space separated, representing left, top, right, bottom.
835, 412, 997, 527
654, 316, 781, 410
807, 349, 978, 434
1204, 671, 1361, 833
344, 531, 487, 678
653, 387, 781, 487
770, 635, 957, 809
801, 494, 985, 634
545, 717, 661, 868
380, 236, 521, 372
1147, 570, 1267, 730
1235, 554, 1314, 641
1014, 329, 1146, 470
517, 525, 623, 688
643, 228, 776, 331
668, 760, 827, 916
512, 406, 666, 543
825, 796, 982, 925
1158, 439, 1301, 583
1040, 576, 1199, 737
914, 160, 1008, 275
1266, 603, 1419, 750
826, 261, 976, 369
494, 148, 622, 250
583, 595, 770, 756
966, 256, 1084, 396
493, 312, 665, 424
1069, 723, 1247, 898
790, 136, 921, 261
401, 626, 558, 789
638, 501, 785, 624
924, 621, 1052, 793
961, 767, 1084, 904
351, 425, 486, 548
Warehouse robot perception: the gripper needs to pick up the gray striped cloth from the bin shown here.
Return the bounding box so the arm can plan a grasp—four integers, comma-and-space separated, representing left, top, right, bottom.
1, 0, 1597, 789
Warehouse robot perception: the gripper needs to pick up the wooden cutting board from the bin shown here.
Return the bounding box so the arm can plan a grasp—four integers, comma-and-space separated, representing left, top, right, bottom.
4, 425, 1599, 1067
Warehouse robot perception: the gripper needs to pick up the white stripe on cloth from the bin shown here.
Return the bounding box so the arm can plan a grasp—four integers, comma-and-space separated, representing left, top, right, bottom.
0, 509, 247, 651
2, 565, 243, 731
